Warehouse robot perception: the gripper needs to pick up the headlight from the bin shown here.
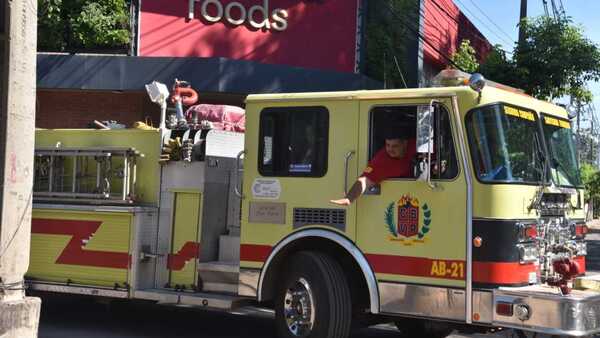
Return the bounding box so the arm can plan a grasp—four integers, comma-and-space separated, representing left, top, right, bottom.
517, 244, 538, 264
576, 241, 587, 256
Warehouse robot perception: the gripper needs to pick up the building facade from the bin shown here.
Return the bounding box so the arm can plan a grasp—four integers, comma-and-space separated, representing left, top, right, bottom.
36, 0, 490, 128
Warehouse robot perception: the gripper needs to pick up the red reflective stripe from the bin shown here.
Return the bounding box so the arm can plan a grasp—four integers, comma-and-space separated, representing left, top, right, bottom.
167, 242, 201, 271
473, 261, 536, 284
574, 256, 586, 273
240, 244, 272, 262
366, 254, 465, 280
31, 218, 130, 269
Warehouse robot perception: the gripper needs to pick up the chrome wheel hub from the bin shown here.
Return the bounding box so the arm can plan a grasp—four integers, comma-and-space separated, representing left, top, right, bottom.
283, 278, 315, 337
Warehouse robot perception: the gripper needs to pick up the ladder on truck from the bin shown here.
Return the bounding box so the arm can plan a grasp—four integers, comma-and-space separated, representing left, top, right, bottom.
33, 147, 143, 204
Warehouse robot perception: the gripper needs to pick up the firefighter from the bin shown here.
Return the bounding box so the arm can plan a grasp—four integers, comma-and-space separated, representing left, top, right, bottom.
330, 126, 416, 206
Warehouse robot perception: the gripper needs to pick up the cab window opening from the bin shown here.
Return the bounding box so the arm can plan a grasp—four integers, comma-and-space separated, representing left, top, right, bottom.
368, 104, 458, 180
258, 106, 329, 177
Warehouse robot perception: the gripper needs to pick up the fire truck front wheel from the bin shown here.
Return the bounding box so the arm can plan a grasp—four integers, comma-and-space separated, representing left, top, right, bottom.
275, 251, 352, 338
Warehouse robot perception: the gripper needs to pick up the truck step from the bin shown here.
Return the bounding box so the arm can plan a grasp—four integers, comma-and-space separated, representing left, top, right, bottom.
575, 273, 600, 291
218, 235, 240, 262
198, 261, 239, 294
134, 289, 248, 310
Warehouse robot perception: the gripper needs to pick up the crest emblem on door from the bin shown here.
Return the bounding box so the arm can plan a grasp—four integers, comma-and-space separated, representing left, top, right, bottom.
385, 195, 432, 244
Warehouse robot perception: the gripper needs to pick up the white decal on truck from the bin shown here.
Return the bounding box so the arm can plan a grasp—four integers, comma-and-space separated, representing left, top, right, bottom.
251, 178, 281, 199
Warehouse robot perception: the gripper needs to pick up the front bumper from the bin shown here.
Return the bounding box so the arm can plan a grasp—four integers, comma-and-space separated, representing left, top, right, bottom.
493, 283, 600, 336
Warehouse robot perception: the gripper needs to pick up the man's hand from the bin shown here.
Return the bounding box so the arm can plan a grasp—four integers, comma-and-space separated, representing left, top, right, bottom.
330, 198, 351, 206
329, 177, 374, 206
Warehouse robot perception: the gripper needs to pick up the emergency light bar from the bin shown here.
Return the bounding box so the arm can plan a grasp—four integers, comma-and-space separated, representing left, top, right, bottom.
432, 69, 527, 96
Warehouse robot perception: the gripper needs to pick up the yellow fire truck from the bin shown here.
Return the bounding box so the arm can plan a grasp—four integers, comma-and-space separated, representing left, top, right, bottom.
28, 71, 600, 337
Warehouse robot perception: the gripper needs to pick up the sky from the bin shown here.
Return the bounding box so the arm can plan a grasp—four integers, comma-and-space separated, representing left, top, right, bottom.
453, 0, 600, 126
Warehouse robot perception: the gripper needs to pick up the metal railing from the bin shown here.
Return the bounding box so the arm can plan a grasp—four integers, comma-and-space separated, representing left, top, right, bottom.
33, 147, 142, 204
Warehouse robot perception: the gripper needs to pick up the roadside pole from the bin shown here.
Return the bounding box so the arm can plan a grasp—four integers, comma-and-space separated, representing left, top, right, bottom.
0, 1, 41, 337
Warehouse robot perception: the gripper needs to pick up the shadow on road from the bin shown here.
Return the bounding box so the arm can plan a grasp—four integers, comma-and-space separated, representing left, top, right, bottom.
37, 294, 400, 338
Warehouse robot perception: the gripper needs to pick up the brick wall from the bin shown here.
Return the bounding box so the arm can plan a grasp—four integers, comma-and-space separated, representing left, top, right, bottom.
36, 90, 160, 129
36, 90, 246, 129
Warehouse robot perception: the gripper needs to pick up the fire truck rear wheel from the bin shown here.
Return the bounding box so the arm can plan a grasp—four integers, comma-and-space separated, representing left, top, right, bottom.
274, 251, 352, 338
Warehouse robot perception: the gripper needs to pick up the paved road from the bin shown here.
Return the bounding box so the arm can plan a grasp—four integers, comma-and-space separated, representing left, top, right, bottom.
37, 295, 532, 338
36, 234, 600, 338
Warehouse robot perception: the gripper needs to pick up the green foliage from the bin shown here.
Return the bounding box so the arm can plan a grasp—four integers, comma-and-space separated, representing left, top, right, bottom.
385, 202, 397, 237
364, 0, 416, 88
451, 39, 479, 73
578, 127, 599, 165
580, 163, 600, 201
38, 0, 66, 51
38, 0, 131, 52
478, 16, 600, 104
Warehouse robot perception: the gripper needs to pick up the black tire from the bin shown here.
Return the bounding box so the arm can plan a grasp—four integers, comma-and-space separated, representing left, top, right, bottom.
274, 251, 352, 338
394, 319, 454, 338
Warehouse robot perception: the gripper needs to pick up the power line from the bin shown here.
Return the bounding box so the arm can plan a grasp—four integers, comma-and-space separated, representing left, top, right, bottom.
454, 0, 516, 47
425, 0, 493, 48
382, 2, 468, 73
466, 0, 515, 44
542, 0, 550, 17
428, 0, 513, 55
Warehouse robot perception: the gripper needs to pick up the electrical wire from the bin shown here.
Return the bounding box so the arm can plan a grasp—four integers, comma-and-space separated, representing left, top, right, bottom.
0, 190, 33, 261
382, 2, 468, 72
0, 280, 27, 292
454, 0, 516, 47
426, 0, 492, 47
466, 0, 515, 43
427, 0, 513, 55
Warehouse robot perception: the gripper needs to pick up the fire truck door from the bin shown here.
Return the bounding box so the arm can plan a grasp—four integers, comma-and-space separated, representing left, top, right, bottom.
240, 102, 360, 263
168, 191, 202, 289
356, 98, 468, 289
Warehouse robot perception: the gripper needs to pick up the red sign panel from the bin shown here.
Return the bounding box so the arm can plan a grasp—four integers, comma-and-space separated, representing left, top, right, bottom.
139, 0, 359, 73
422, 0, 491, 69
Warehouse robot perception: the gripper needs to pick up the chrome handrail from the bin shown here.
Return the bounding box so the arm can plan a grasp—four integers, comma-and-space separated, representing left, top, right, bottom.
344, 151, 355, 195
234, 150, 245, 198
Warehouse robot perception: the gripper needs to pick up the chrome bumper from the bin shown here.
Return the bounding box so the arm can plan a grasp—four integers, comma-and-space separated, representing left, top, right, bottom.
493, 285, 600, 336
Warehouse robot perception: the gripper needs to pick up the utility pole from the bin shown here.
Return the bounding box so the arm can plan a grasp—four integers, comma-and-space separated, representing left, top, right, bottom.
0, 1, 41, 337
518, 0, 528, 47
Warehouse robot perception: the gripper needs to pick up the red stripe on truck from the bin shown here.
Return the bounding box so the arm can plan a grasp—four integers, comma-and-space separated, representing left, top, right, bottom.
473, 261, 536, 284
167, 242, 201, 271
31, 218, 130, 269
240, 244, 272, 262
366, 254, 466, 280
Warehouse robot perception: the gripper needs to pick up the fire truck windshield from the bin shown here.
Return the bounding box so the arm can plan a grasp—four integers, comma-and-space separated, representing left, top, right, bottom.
541, 114, 582, 187
466, 104, 544, 184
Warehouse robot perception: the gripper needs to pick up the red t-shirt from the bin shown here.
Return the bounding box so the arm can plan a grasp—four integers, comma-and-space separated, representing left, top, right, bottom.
362, 139, 416, 184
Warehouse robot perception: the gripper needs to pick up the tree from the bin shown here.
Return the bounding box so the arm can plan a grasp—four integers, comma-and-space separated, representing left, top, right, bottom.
38, 0, 66, 51
478, 16, 600, 104
364, 0, 420, 88
451, 39, 479, 73
38, 0, 131, 52
577, 127, 599, 165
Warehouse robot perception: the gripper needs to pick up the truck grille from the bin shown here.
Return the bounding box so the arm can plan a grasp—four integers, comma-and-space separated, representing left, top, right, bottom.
293, 208, 346, 231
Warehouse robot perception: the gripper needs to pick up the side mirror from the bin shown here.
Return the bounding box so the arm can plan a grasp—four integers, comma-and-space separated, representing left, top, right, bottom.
416, 105, 434, 154
416, 102, 438, 188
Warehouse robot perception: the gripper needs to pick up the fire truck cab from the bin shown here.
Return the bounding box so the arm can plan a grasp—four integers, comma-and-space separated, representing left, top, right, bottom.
28, 71, 600, 338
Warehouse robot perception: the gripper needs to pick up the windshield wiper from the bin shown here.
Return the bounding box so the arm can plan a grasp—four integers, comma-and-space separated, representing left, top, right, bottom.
529, 133, 548, 211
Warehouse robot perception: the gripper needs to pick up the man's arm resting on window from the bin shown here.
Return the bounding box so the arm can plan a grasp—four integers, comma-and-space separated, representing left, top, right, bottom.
330, 176, 375, 206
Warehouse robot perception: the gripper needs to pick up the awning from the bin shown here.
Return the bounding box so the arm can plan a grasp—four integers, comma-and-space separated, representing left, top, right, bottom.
37, 53, 381, 93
